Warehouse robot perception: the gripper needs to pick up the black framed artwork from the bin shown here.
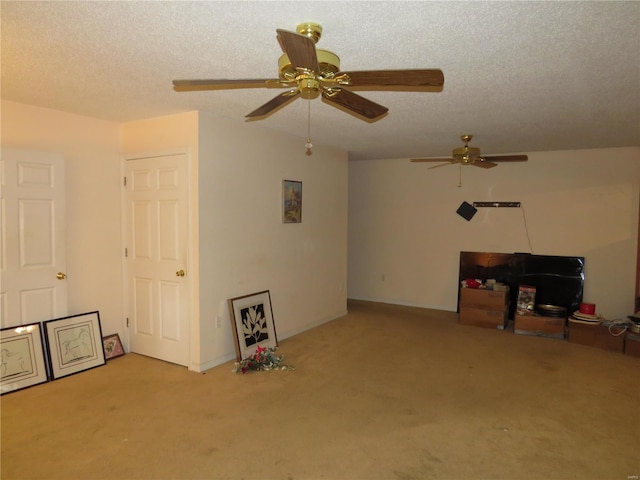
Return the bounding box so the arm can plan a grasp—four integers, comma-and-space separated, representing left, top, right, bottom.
0, 323, 49, 395
228, 290, 278, 361
44, 311, 106, 380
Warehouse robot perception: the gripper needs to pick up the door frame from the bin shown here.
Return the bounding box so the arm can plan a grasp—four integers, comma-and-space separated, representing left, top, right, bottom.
636, 187, 640, 312
120, 148, 199, 371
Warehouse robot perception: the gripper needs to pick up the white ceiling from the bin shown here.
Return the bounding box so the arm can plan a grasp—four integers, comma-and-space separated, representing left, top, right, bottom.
2, 1, 639, 161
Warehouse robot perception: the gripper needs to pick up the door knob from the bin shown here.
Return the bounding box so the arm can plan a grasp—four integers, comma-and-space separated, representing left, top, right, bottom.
176, 269, 186, 277
56, 272, 67, 280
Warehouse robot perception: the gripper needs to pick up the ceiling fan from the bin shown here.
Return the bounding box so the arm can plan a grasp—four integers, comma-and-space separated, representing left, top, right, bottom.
410, 135, 528, 169
172, 22, 444, 122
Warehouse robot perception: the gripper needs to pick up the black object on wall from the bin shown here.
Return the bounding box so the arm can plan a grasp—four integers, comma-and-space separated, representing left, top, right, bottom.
458, 251, 585, 319
456, 201, 477, 221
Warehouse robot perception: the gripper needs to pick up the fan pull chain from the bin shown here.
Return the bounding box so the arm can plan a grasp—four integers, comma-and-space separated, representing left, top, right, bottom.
458, 163, 462, 187
305, 100, 313, 156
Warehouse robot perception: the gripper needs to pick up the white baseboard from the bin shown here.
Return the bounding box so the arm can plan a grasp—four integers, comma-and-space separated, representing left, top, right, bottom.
189, 352, 236, 373
278, 309, 348, 341
347, 296, 455, 313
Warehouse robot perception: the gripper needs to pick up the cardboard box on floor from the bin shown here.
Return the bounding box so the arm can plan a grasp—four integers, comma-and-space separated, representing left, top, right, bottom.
624, 332, 640, 357
514, 314, 566, 339
459, 288, 510, 330
459, 306, 509, 330
459, 287, 509, 310
568, 320, 625, 353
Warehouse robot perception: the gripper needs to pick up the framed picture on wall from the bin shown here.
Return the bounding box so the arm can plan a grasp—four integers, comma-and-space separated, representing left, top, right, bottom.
0, 323, 49, 395
44, 311, 106, 380
283, 179, 302, 223
228, 290, 278, 361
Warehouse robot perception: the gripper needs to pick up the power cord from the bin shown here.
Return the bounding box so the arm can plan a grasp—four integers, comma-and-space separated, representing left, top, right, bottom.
601, 318, 629, 336
520, 203, 534, 253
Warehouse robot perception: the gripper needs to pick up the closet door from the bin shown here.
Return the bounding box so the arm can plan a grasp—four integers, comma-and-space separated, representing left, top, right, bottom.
1, 149, 67, 327
124, 153, 190, 367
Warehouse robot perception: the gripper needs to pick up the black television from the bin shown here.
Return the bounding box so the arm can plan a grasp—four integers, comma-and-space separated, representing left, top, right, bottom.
458, 251, 585, 319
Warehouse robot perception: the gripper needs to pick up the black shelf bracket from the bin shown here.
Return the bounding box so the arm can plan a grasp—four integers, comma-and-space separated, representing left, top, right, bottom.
473, 202, 521, 208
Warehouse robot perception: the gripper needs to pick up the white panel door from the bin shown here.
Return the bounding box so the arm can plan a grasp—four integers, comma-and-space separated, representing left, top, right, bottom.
125, 154, 189, 366
0, 149, 67, 328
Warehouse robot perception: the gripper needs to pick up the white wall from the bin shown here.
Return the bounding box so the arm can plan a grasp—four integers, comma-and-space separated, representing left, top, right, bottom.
348, 147, 640, 320
1, 100, 124, 336
121, 111, 348, 371
2, 102, 348, 372
197, 111, 348, 370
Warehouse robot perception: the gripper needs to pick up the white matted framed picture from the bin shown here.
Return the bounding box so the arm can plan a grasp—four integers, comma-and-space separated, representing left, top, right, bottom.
44, 311, 106, 380
228, 290, 278, 361
283, 179, 302, 223
0, 323, 49, 395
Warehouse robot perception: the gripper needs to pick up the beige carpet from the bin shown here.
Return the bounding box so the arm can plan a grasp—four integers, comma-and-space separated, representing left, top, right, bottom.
2, 300, 639, 480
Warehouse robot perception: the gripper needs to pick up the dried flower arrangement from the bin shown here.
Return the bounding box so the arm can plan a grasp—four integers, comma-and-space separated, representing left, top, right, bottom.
233, 345, 294, 374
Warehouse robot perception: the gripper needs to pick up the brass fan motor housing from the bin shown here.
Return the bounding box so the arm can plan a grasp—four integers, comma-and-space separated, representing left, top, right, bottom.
278, 49, 341, 79
278, 49, 341, 99
453, 135, 482, 164
453, 146, 482, 164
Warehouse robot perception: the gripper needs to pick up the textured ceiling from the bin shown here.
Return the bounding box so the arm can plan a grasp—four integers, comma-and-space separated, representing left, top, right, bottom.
2, 1, 639, 161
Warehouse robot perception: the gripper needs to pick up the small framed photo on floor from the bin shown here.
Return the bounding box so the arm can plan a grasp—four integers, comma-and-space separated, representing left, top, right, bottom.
102, 333, 125, 360
1, 323, 49, 395
44, 311, 106, 380
228, 290, 278, 361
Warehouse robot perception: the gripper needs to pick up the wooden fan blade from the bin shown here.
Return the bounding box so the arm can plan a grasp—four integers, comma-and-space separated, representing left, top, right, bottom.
338, 69, 444, 92
322, 89, 388, 120
276, 29, 319, 72
173, 79, 283, 91
473, 160, 498, 169
428, 162, 456, 170
245, 90, 301, 118
410, 157, 455, 163
482, 155, 528, 162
